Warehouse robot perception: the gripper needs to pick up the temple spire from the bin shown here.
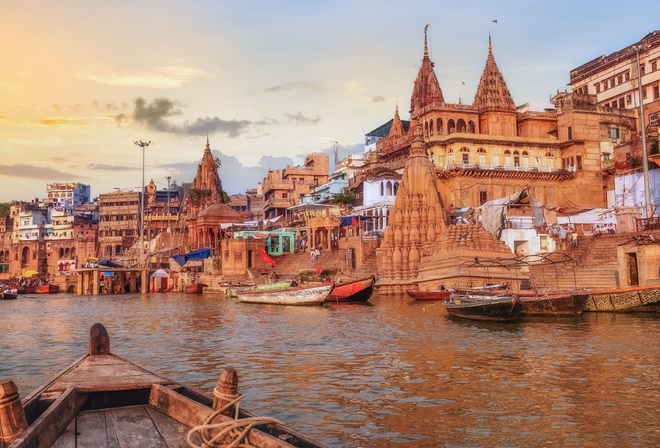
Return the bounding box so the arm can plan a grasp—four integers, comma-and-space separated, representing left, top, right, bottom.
389, 103, 405, 137
409, 22, 444, 115
473, 34, 515, 112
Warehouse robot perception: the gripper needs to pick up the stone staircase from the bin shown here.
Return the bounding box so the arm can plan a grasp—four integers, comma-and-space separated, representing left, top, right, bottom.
529, 231, 658, 290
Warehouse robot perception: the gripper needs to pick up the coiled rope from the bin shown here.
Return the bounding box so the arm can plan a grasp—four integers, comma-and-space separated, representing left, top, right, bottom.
187, 386, 283, 448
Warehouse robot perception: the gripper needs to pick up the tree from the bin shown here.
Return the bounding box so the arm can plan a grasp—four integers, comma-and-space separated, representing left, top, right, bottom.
0, 202, 10, 217
222, 191, 231, 204
329, 191, 356, 208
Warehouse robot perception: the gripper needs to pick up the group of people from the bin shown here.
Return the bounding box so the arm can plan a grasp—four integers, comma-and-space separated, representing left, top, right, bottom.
594, 223, 617, 236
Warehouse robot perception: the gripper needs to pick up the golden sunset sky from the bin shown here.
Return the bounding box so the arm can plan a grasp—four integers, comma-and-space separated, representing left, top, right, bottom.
1, 0, 657, 202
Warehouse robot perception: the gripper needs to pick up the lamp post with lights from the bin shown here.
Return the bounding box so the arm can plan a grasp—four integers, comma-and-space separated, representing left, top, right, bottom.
133, 140, 151, 271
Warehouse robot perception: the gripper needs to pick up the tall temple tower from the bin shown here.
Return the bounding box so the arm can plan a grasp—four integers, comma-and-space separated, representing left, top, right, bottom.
185, 136, 224, 218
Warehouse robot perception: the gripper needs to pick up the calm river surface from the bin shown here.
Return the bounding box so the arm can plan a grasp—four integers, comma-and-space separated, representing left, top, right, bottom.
1, 292, 659, 447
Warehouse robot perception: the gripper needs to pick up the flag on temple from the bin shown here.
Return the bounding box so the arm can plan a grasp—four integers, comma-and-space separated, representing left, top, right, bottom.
260, 248, 276, 266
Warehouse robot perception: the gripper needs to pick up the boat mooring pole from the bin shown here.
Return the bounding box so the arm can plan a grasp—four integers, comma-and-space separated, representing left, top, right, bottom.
0, 380, 28, 447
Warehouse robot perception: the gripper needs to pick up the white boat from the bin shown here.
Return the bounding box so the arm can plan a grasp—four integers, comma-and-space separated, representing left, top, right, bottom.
237, 283, 334, 306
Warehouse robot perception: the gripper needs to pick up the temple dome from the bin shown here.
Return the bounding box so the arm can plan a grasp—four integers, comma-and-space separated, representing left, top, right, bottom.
197, 203, 241, 223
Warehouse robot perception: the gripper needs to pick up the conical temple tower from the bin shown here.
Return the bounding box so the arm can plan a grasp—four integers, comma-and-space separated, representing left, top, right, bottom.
185, 136, 224, 218
376, 121, 446, 293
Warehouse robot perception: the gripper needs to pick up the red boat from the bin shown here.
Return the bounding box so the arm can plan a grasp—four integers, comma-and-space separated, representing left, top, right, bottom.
185, 283, 207, 294
328, 275, 375, 303
35, 284, 60, 294
406, 289, 451, 300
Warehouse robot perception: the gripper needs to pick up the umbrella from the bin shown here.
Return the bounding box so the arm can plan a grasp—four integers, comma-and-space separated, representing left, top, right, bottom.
22, 269, 39, 278
150, 269, 170, 278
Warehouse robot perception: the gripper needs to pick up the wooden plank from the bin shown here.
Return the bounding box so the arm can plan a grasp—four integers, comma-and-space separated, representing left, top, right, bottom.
75, 410, 120, 448
10, 388, 87, 448
148, 385, 296, 448
109, 406, 168, 448
45, 355, 176, 394
145, 407, 189, 448
51, 418, 75, 448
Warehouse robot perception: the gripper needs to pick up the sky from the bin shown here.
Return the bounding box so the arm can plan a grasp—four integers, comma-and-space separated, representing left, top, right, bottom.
1, 0, 658, 203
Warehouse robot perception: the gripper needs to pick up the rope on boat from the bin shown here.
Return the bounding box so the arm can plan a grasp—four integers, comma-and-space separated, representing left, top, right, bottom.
186, 387, 284, 448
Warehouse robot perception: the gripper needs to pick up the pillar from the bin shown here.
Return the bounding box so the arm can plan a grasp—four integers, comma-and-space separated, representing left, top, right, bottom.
212, 367, 239, 419
92, 270, 100, 296
77, 273, 83, 296
0, 380, 28, 447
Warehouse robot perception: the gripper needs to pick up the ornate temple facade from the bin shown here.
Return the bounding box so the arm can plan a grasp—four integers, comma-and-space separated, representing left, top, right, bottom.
375, 27, 639, 293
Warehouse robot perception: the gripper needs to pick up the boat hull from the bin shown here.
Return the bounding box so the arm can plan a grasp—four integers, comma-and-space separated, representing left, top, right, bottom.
1, 291, 18, 300
34, 284, 60, 294
444, 297, 522, 322
519, 292, 589, 317
584, 285, 660, 312
406, 289, 451, 300
328, 276, 375, 303
237, 284, 333, 306
185, 283, 206, 294
227, 281, 291, 298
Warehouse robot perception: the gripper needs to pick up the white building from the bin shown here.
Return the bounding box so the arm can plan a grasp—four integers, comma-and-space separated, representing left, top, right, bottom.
46, 183, 91, 207
350, 167, 401, 235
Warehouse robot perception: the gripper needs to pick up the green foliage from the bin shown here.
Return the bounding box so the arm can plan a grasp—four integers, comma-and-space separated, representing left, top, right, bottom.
329, 191, 356, 207
188, 188, 212, 206
0, 203, 10, 217
222, 191, 231, 204
651, 138, 660, 155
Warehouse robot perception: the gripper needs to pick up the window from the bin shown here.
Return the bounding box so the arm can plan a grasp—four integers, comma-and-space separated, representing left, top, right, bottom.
595, 83, 601, 93
625, 72, 630, 81
643, 88, 647, 100
618, 74, 623, 84
641, 64, 646, 76
567, 127, 573, 140
627, 94, 632, 104
652, 60, 658, 72
479, 191, 488, 205
654, 85, 659, 100
462, 153, 469, 164
576, 155, 582, 170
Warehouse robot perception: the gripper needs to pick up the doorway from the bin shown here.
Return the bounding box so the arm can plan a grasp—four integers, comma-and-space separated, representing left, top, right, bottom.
627, 252, 639, 286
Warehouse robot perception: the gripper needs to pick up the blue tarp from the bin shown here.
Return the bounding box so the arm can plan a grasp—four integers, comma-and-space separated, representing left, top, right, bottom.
172, 248, 212, 267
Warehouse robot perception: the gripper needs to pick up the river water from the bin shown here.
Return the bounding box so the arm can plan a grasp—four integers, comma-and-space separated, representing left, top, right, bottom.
1, 292, 659, 447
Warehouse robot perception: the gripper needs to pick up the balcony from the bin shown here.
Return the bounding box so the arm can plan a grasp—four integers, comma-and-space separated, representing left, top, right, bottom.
264, 197, 294, 209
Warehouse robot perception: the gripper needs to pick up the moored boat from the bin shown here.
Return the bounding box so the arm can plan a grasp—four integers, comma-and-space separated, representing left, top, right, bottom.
1, 291, 18, 300
406, 289, 451, 300
328, 276, 375, 303
185, 282, 208, 294
583, 284, 660, 312
518, 290, 589, 317
34, 283, 60, 294
0, 323, 328, 448
227, 281, 291, 298
444, 296, 522, 322
237, 283, 333, 306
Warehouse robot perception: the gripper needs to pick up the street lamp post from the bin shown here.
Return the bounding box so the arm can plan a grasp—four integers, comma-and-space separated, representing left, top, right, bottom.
133, 140, 151, 268
165, 175, 171, 233
633, 44, 653, 219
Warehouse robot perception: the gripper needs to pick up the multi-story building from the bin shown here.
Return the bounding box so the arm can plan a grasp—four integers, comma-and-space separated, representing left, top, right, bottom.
97, 190, 140, 260
262, 153, 329, 219
350, 166, 401, 236
373, 30, 637, 217
46, 183, 91, 207
11, 204, 48, 274
569, 31, 660, 119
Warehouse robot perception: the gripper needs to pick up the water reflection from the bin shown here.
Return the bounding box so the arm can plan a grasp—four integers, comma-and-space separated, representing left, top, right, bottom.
1, 293, 659, 447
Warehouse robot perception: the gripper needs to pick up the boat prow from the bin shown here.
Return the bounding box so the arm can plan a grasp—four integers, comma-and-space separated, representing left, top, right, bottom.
0, 323, 328, 448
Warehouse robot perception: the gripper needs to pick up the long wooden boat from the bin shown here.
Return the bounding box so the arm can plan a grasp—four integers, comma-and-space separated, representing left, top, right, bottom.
583, 284, 660, 312
1, 291, 18, 300
328, 276, 375, 303
34, 283, 60, 294
227, 281, 291, 298
517, 290, 589, 317
237, 284, 333, 306
444, 296, 522, 322
0, 323, 328, 448
406, 289, 451, 300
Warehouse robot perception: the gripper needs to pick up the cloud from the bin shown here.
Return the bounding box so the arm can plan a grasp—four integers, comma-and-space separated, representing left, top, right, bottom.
131, 97, 251, 137
372, 95, 386, 102
260, 82, 323, 93
283, 111, 321, 126
0, 164, 90, 181
74, 65, 205, 89
157, 150, 296, 195
86, 163, 138, 171
37, 118, 89, 127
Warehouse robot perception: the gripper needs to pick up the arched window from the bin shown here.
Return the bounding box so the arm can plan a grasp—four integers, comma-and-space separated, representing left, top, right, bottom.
460, 147, 470, 165
468, 121, 476, 133
386, 181, 393, 196
393, 182, 399, 195
58, 248, 64, 258
477, 148, 487, 166
428, 120, 433, 135
521, 151, 529, 168
457, 119, 467, 133
380, 182, 384, 196
437, 118, 443, 134
424, 121, 429, 137
513, 150, 520, 167
448, 119, 456, 134
504, 150, 512, 167
447, 148, 455, 166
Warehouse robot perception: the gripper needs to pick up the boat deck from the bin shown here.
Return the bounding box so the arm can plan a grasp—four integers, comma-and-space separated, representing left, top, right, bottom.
53, 406, 187, 448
